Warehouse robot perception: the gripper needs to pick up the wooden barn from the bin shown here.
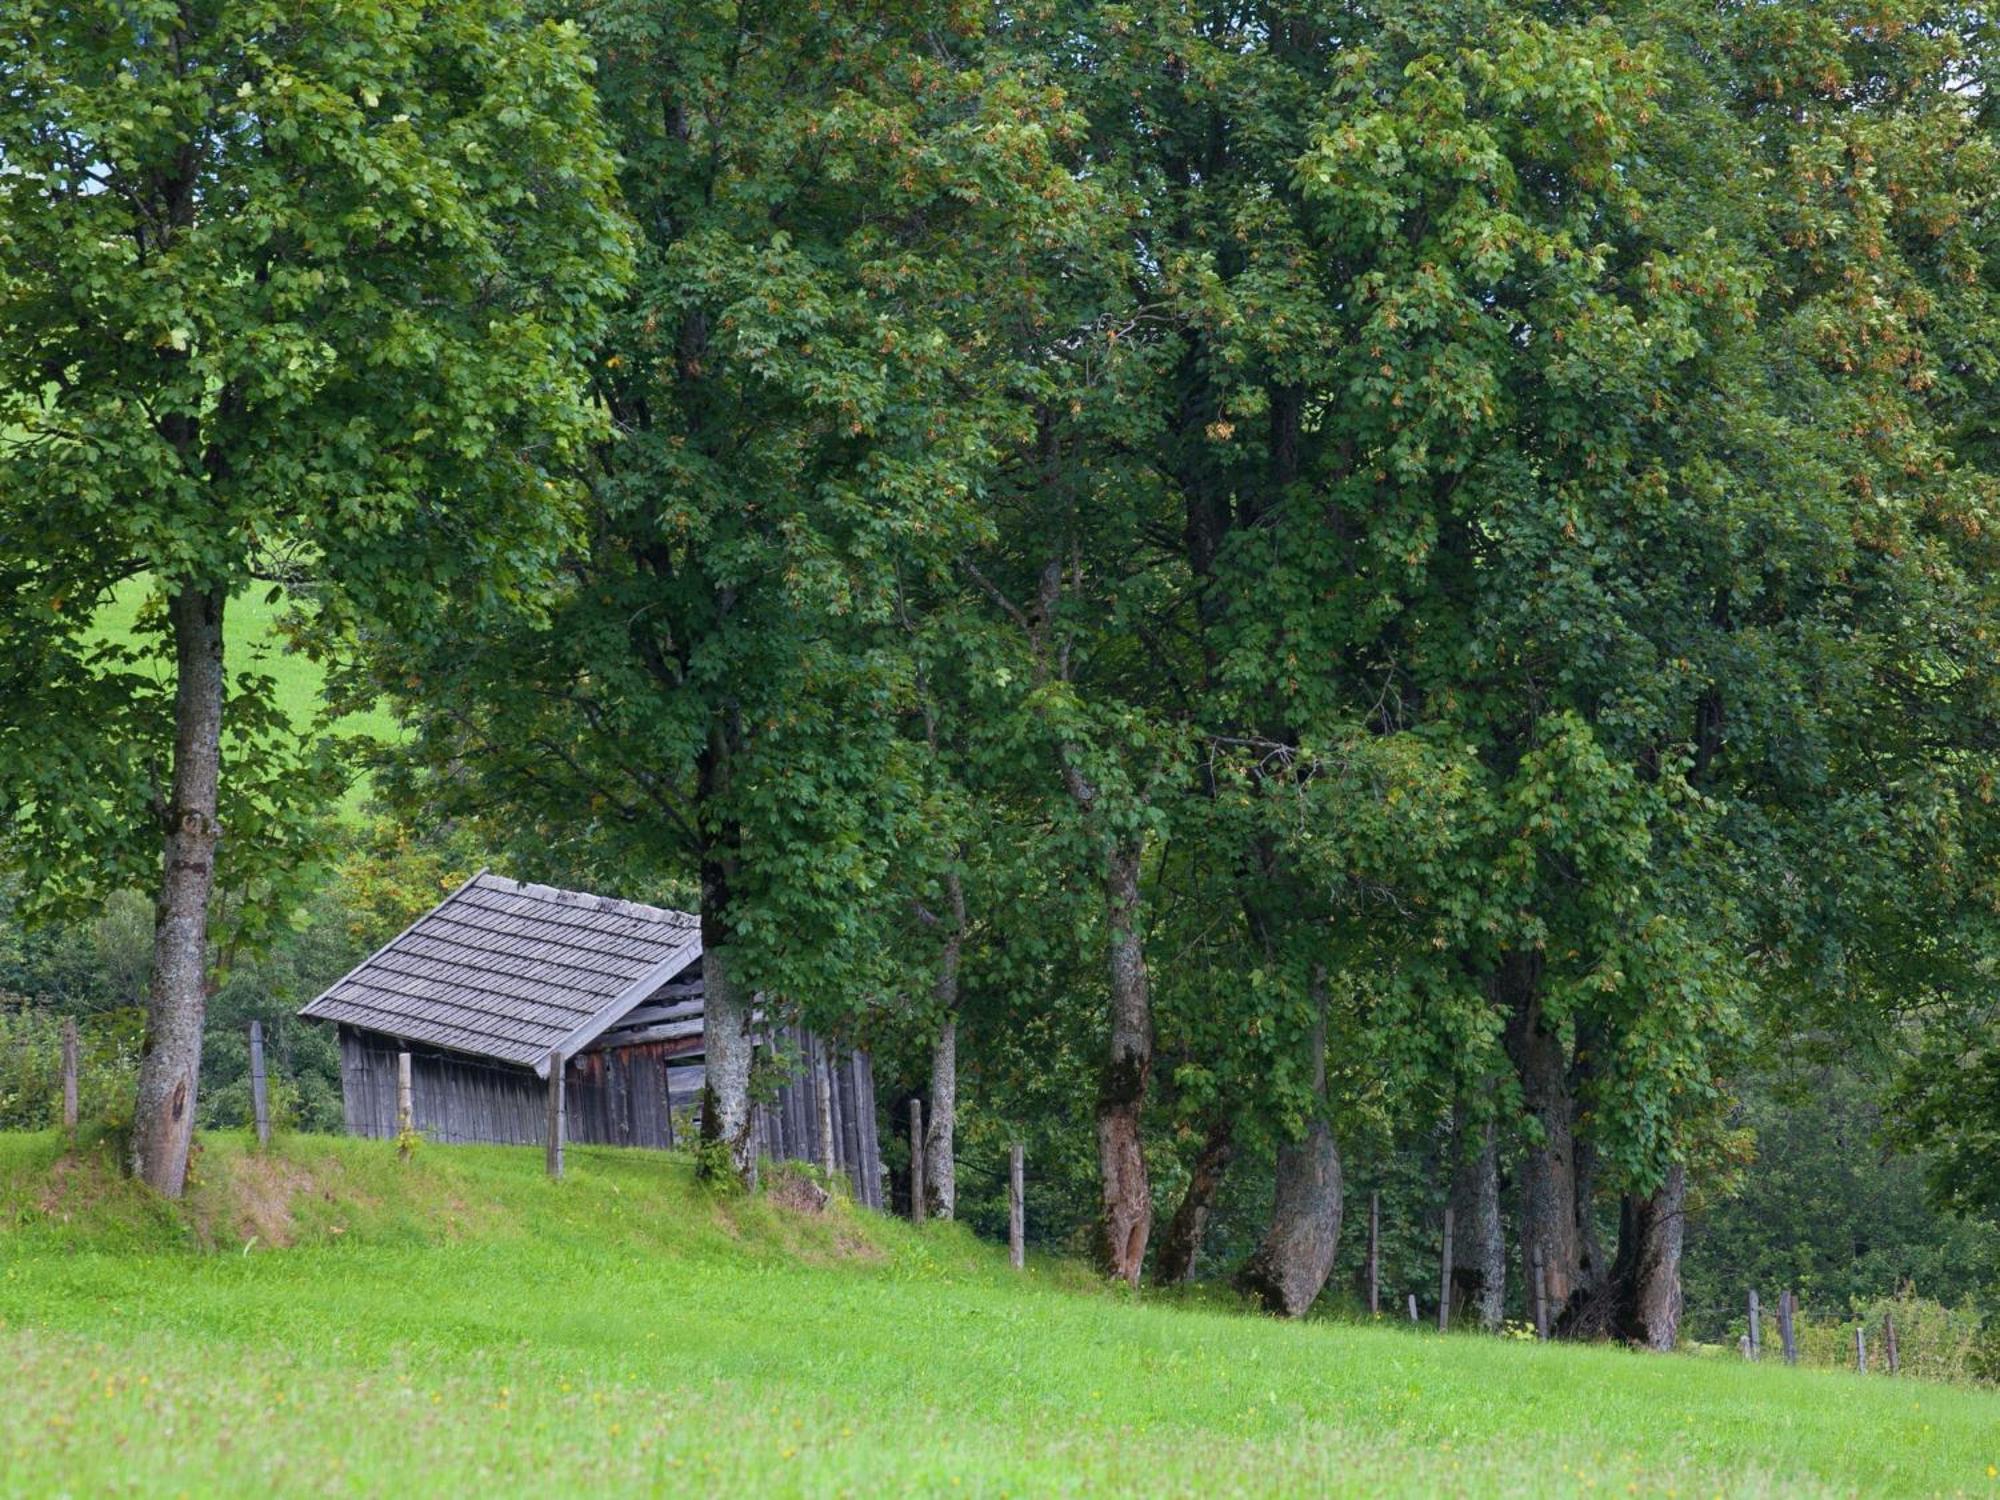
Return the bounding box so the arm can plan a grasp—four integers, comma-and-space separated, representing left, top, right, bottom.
298, 871, 885, 1207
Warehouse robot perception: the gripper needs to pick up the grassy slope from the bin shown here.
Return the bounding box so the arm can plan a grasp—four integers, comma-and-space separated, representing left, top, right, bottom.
92, 578, 398, 814
2, 1134, 1996, 1498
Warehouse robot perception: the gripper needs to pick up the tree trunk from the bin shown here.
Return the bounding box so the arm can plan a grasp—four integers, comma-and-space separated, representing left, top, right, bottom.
697, 936, 755, 1179
924, 1016, 956, 1220
1155, 1111, 1234, 1286
131, 584, 226, 1197
922, 869, 965, 1219
1449, 1116, 1506, 1331
1236, 1120, 1343, 1316
696, 722, 755, 1183
1569, 1027, 1609, 1287
1611, 1165, 1687, 1351
1236, 980, 1343, 1317
1095, 838, 1154, 1285
1572, 1128, 1608, 1297
1500, 953, 1590, 1325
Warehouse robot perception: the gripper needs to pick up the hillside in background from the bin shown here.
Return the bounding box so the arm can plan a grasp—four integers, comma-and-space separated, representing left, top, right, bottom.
2, 1132, 1996, 1497
90, 577, 398, 815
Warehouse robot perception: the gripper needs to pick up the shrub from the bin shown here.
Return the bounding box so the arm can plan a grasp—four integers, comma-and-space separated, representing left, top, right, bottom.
0, 998, 144, 1132
1790, 1289, 1989, 1384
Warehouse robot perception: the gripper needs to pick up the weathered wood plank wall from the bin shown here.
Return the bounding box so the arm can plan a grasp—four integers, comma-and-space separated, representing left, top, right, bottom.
336, 1022, 885, 1209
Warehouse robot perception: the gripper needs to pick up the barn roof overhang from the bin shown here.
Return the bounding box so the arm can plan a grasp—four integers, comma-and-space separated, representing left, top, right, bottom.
299, 871, 703, 1074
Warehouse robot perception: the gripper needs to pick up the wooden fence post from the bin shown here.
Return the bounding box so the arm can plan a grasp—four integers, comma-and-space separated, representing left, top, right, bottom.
60, 1016, 78, 1136
1407, 1292, 1419, 1324
908, 1098, 926, 1224
1779, 1289, 1798, 1366
1855, 1324, 1866, 1374
248, 1020, 270, 1148
1437, 1205, 1454, 1333
1367, 1191, 1380, 1317
1008, 1141, 1025, 1270
545, 1049, 565, 1181
1532, 1245, 1549, 1342
396, 1051, 413, 1159
1748, 1288, 1761, 1361
1884, 1311, 1899, 1376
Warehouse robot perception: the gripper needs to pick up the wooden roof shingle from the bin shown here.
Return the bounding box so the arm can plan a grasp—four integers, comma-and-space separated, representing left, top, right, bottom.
299, 871, 701, 1074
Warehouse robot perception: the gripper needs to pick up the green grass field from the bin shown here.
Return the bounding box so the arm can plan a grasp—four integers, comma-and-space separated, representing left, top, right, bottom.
2, 1132, 1996, 1498
91, 578, 399, 815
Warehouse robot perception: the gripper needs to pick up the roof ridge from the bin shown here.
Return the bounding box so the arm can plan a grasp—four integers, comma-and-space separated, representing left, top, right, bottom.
300, 868, 704, 1070
470, 871, 698, 928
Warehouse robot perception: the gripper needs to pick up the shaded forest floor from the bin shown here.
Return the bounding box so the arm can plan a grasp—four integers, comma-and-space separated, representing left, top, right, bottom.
1, 1132, 1995, 1497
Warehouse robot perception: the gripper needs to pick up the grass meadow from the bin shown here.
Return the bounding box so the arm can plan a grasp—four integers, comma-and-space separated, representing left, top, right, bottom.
2, 1132, 1996, 1497
91, 577, 398, 815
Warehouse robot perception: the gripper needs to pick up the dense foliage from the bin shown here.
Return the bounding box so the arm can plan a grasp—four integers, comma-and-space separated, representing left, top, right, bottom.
0, 0, 628, 1192
2, 0, 1998, 1355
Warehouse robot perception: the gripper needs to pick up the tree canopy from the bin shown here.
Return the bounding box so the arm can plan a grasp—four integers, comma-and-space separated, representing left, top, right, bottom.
3, 0, 1998, 1348
0, 0, 627, 1192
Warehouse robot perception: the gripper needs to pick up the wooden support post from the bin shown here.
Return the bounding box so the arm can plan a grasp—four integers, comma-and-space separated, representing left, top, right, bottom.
1748, 1289, 1761, 1361
1407, 1293, 1419, 1324
545, 1049, 565, 1181
1532, 1245, 1550, 1342
59, 1016, 78, 1136
396, 1051, 414, 1159
848, 1051, 882, 1210
1779, 1289, 1798, 1366
1008, 1141, 1025, 1270
1367, 1191, 1380, 1317
816, 1047, 837, 1176
1855, 1324, 1866, 1374
833, 1048, 862, 1191
248, 1020, 270, 1148
1884, 1311, 1899, 1376
908, 1097, 926, 1224
1438, 1205, 1454, 1333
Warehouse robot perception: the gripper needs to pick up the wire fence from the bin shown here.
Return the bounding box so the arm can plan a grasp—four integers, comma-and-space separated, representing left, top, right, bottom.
7, 1007, 1986, 1377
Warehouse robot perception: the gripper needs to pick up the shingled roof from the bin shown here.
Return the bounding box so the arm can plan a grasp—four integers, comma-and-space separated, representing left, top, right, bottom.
300, 871, 702, 1075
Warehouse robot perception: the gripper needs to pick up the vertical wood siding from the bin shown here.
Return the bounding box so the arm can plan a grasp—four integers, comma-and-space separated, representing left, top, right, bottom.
335, 1023, 884, 1209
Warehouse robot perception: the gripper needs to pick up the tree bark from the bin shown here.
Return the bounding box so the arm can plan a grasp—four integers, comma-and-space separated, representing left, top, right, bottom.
1569, 1026, 1610, 1285
924, 1016, 956, 1220
697, 936, 755, 1180
1500, 952, 1597, 1327
1572, 1129, 1608, 1297
1095, 838, 1154, 1285
1155, 1111, 1234, 1286
1236, 1119, 1343, 1316
1037, 544, 1154, 1282
922, 869, 965, 1219
1236, 981, 1343, 1317
131, 584, 226, 1197
1610, 1165, 1687, 1351
1449, 1116, 1506, 1331
696, 719, 756, 1182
